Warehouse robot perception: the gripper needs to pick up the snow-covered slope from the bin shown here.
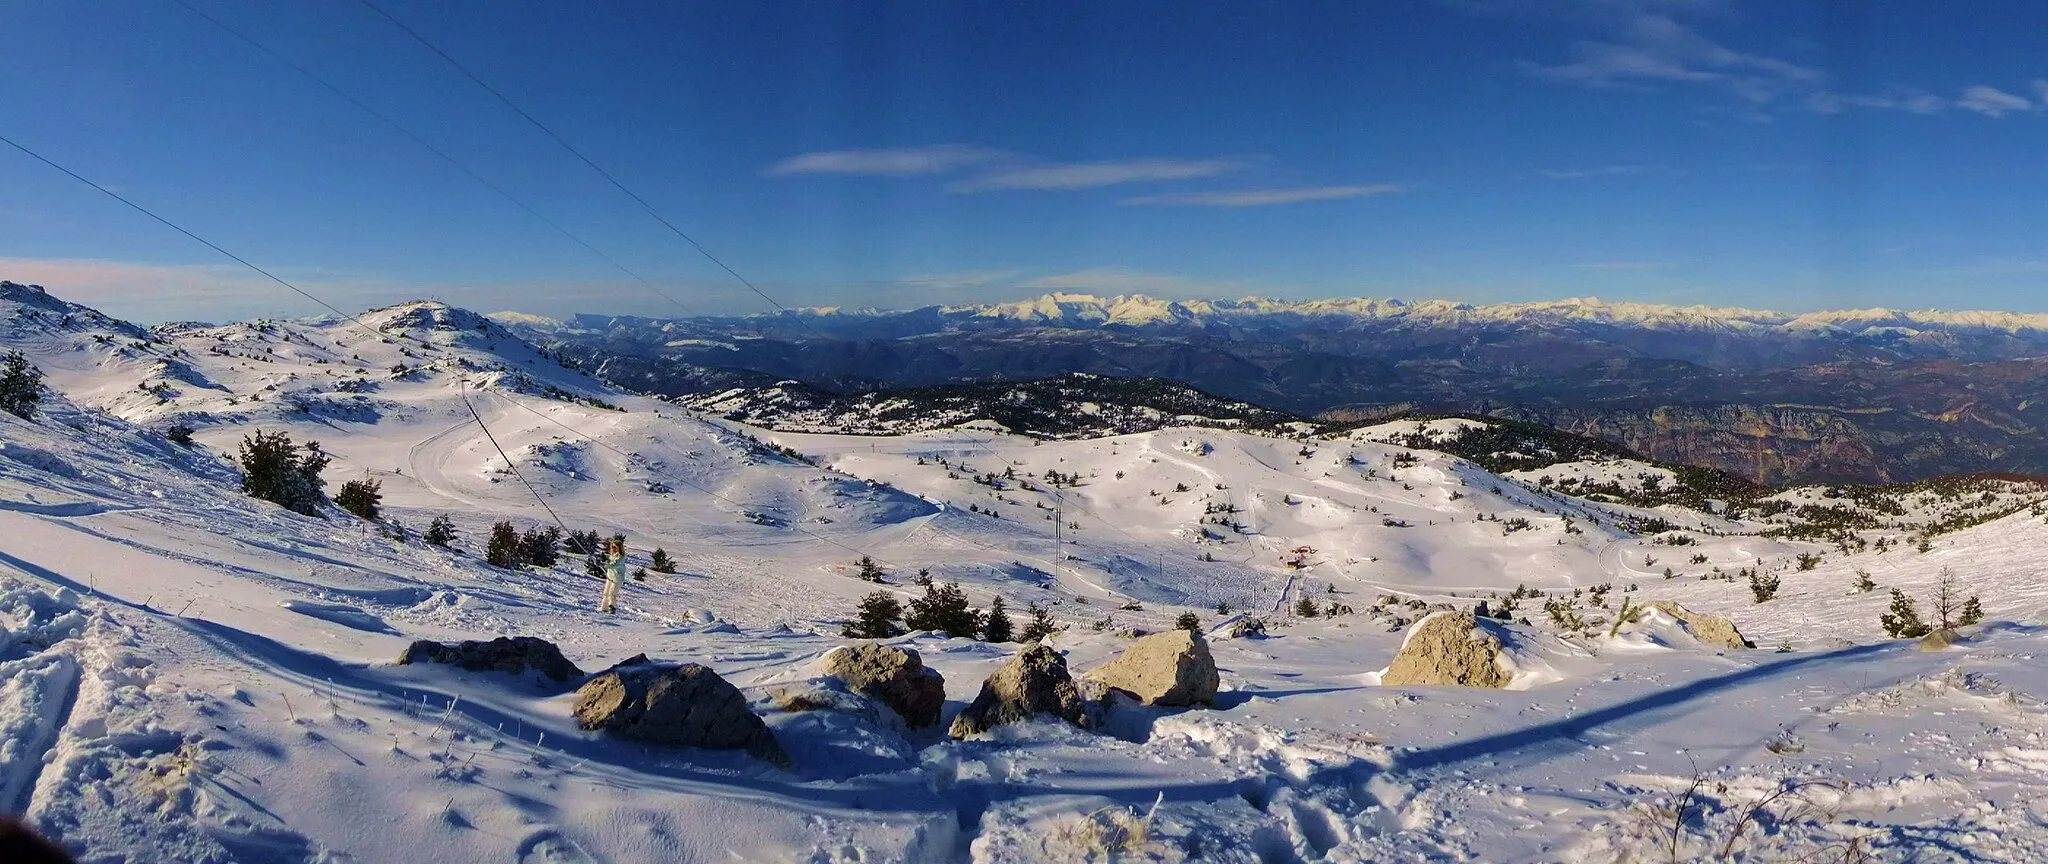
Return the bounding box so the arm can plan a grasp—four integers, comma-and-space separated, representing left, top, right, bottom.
8, 281, 2048, 861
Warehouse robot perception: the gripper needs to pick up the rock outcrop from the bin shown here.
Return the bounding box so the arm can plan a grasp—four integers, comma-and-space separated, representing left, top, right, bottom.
1918, 628, 1963, 651
1380, 611, 1512, 689
396, 636, 583, 682
819, 643, 947, 728
1648, 602, 1753, 650
573, 660, 788, 765
949, 645, 1090, 739
1084, 630, 1219, 707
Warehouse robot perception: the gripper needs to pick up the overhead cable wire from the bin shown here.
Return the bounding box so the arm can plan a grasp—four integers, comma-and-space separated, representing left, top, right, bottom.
352, 0, 826, 335
0, 131, 396, 344
167, 0, 697, 316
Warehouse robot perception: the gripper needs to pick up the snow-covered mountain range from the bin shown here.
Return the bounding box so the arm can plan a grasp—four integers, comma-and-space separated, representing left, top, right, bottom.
507, 291, 2048, 485
7, 277, 2048, 861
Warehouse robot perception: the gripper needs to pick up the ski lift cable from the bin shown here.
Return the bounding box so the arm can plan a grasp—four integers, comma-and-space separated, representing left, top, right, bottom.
458, 376, 570, 534
168, 0, 699, 317
0, 131, 394, 345
351, 0, 827, 336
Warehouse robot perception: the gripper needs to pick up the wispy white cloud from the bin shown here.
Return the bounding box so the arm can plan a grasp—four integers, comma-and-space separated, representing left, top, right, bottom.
891, 270, 1024, 291
1016, 267, 1266, 297
1573, 260, 1671, 271
1539, 165, 1651, 179
1958, 85, 2033, 117
1807, 88, 1946, 115
764, 145, 1006, 176
1119, 184, 1401, 207
1509, 2, 1820, 104
950, 158, 1244, 192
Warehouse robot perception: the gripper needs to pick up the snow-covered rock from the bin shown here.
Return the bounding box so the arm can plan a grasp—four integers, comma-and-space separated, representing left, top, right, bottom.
572, 660, 789, 765
949, 645, 1091, 739
817, 642, 947, 728
1083, 629, 1219, 707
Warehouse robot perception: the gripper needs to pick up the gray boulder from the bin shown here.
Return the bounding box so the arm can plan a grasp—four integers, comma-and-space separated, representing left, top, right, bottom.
1918, 628, 1963, 651
1649, 601, 1754, 650
1084, 629, 1219, 707
819, 642, 947, 728
396, 636, 583, 682
1380, 611, 1512, 689
573, 661, 788, 765
949, 645, 1091, 739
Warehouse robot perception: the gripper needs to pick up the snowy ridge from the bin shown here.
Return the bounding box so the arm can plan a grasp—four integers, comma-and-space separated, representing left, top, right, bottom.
799, 291, 2048, 336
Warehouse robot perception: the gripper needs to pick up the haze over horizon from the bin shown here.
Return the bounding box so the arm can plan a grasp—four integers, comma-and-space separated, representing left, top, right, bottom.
6, 0, 2048, 323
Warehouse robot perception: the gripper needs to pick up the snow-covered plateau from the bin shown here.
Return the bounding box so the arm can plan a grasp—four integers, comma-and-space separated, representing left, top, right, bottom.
5, 279, 2048, 862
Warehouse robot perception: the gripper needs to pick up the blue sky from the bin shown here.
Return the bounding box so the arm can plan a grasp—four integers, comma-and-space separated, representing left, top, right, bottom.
4, 0, 2048, 322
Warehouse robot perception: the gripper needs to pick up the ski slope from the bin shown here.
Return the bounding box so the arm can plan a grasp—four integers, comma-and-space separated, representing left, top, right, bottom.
6, 280, 2048, 861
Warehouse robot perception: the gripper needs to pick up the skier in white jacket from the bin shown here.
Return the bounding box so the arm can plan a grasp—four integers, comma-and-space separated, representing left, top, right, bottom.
600, 536, 626, 614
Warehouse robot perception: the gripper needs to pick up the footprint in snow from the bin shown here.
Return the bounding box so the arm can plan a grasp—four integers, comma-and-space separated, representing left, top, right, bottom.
517, 830, 601, 864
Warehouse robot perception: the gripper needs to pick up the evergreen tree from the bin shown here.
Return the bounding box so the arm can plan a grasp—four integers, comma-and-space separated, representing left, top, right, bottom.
904, 581, 979, 638
0, 350, 42, 420
563, 529, 602, 556
237, 430, 329, 515
518, 526, 563, 567
1959, 595, 1985, 626
632, 567, 648, 582
842, 592, 904, 639
425, 515, 458, 548
1018, 602, 1060, 643
650, 548, 677, 574
1215, 601, 1232, 616
165, 425, 195, 447
486, 521, 522, 568
584, 551, 606, 579
982, 596, 1014, 642
1176, 611, 1201, 631
335, 479, 382, 520
1295, 596, 1320, 618
1748, 570, 1780, 603
856, 556, 887, 583
1880, 588, 1930, 638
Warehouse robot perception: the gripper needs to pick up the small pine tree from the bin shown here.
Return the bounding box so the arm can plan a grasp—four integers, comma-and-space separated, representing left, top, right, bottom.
335, 478, 382, 520
650, 548, 677, 574
1295, 596, 1320, 618
1749, 570, 1780, 603
584, 551, 606, 579
238, 430, 329, 515
425, 515, 458, 548
1176, 611, 1201, 631
1852, 570, 1876, 593
165, 425, 195, 446
914, 568, 934, 588
632, 567, 647, 582
486, 521, 521, 568
904, 581, 979, 638
519, 526, 563, 567
1930, 568, 1964, 630
842, 591, 904, 639
856, 555, 887, 583
1018, 602, 1060, 643
1958, 595, 1984, 626
1215, 601, 1232, 615
563, 529, 602, 556
1880, 588, 1930, 638
0, 350, 43, 420
983, 596, 1014, 642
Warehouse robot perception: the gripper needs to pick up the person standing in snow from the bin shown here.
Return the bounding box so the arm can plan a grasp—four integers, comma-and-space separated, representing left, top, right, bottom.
600, 536, 626, 614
